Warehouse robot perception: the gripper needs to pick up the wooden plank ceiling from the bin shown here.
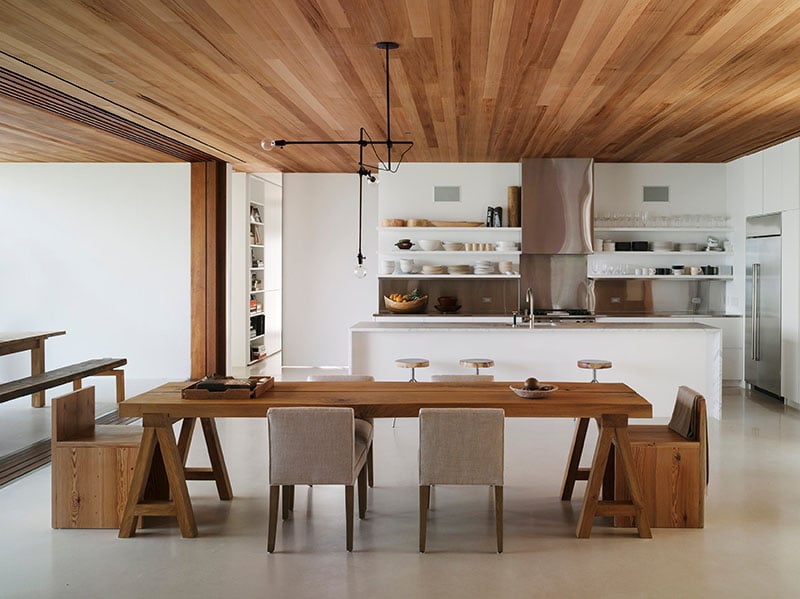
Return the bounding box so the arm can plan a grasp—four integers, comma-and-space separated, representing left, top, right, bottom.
1, 0, 800, 172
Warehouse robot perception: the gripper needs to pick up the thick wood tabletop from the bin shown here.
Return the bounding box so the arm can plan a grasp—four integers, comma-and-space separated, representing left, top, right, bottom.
0, 331, 66, 356
119, 381, 652, 419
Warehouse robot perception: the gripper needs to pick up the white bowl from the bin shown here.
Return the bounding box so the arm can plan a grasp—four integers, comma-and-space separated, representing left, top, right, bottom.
417, 239, 442, 251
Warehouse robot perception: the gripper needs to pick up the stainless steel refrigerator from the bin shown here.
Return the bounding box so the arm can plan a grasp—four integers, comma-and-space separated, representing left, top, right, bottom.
745, 213, 782, 399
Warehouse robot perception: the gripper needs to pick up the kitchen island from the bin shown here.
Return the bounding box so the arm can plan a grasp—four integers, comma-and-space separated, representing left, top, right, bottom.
350, 321, 721, 418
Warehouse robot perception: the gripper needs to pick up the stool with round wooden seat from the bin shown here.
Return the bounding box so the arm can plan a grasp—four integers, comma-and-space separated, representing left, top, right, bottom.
395, 358, 429, 383
393, 358, 430, 427
459, 358, 494, 376
577, 359, 612, 383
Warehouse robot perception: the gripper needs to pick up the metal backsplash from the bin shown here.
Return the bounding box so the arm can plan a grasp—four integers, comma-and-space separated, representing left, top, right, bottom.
593, 279, 727, 314
519, 255, 591, 311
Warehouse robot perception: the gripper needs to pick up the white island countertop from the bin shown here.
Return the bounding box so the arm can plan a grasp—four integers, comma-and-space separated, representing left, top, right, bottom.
352, 321, 718, 332
350, 320, 722, 419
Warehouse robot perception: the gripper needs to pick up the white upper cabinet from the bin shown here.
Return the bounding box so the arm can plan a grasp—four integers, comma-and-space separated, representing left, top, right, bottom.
762, 138, 799, 214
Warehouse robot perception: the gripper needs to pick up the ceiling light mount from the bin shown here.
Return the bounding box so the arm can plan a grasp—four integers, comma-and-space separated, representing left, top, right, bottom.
262, 41, 414, 278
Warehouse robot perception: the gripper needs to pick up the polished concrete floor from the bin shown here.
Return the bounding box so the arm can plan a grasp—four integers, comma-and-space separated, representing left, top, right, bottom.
1, 374, 799, 598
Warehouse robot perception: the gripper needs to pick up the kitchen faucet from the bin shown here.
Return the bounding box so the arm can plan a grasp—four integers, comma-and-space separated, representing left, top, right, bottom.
525, 287, 534, 329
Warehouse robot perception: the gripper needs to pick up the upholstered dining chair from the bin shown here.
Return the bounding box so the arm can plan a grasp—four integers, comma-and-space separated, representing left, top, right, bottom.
418, 408, 505, 553
267, 407, 371, 552
612, 386, 708, 528
306, 374, 375, 486
430, 374, 495, 382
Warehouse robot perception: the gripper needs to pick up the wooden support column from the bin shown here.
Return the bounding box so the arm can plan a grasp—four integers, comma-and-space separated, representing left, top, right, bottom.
191, 161, 227, 378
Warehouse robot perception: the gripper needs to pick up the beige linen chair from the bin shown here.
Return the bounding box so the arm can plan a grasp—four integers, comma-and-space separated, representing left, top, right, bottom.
267, 407, 371, 552
613, 386, 708, 528
418, 408, 505, 553
430, 374, 495, 382
306, 374, 376, 486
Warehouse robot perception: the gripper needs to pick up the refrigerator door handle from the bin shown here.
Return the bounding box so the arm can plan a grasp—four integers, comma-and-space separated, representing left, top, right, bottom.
752, 262, 760, 361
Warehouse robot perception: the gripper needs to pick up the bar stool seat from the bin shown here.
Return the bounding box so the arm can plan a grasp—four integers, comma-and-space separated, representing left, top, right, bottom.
394, 358, 429, 382
577, 359, 612, 383
459, 358, 494, 375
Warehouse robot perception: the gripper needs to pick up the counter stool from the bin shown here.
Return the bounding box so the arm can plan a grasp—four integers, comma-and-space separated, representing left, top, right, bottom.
459, 358, 494, 376
395, 358, 429, 383
577, 359, 612, 383
393, 358, 430, 427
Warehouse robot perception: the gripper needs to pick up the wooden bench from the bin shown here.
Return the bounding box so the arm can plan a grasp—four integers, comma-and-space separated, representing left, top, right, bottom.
52, 386, 143, 528
0, 358, 127, 406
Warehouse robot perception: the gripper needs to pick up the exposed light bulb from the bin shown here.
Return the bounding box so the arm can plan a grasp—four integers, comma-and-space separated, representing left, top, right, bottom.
354, 263, 367, 279
260, 138, 276, 152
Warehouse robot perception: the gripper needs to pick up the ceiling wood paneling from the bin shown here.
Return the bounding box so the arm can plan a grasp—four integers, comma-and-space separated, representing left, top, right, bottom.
1, 0, 800, 171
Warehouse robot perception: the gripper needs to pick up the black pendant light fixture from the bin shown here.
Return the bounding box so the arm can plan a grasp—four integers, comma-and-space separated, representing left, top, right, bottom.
261, 41, 414, 278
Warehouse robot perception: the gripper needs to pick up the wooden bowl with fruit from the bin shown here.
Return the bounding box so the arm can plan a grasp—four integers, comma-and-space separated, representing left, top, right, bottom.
384, 291, 428, 313
509, 377, 558, 399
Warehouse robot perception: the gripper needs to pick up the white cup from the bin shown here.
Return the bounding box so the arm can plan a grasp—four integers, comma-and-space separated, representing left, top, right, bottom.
400, 259, 415, 273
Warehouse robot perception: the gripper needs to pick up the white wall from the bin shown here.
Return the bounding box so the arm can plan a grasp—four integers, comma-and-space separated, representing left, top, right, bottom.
0, 163, 191, 393
282, 173, 378, 367
595, 163, 727, 215
379, 163, 521, 222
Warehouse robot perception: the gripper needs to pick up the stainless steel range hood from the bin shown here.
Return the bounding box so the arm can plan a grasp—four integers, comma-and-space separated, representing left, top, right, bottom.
521, 158, 594, 254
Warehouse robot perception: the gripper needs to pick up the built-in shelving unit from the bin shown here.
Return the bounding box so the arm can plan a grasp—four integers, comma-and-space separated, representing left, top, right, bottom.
249, 201, 266, 364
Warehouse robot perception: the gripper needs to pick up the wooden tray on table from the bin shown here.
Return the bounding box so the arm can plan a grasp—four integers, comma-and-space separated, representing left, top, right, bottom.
181, 376, 274, 399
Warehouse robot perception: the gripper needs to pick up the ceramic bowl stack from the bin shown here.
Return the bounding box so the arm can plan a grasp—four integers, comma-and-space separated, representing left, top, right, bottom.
417, 239, 443, 251
442, 241, 464, 251
495, 241, 518, 252
379, 259, 396, 275
498, 260, 514, 274
473, 260, 497, 275
447, 264, 472, 275
602, 240, 616, 252
422, 264, 446, 275
651, 241, 673, 252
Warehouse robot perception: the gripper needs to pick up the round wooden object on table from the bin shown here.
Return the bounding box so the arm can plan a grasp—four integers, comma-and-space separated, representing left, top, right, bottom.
394, 358, 429, 383
577, 359, 612, 383
459, 358, 495, 376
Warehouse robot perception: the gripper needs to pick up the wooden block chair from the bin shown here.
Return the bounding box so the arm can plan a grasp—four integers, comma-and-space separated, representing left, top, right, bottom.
267, 407, 372, 552
307, 375, 376, 487
613, 386, 708, 528
418, 408, 505, 553
51, 386, 143, 528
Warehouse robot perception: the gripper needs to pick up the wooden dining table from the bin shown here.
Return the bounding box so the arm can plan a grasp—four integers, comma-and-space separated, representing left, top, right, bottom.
0, 331, 65, 407
117, 380, 653, 540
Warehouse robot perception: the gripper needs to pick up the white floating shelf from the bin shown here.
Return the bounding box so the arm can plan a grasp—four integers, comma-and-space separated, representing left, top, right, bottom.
589, 275, 733, 280
379, 226, 521, 232
382, 250, 521, 256
379, 274, 520, 279
592, 251, 732, 256
594, 227, 733, 233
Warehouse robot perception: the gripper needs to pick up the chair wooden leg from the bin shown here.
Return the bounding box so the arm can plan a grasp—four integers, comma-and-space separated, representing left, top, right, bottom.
357, 466, 368, 519
268, 485, 280, 553
281, 485, 293, 520
495, 485, 504, 554
345, 485, 354, 552
367, 446, 374, 487
419, 485, 430, 553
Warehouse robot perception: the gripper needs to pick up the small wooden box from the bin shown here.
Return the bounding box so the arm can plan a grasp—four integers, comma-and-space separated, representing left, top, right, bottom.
181, 376, 274, 399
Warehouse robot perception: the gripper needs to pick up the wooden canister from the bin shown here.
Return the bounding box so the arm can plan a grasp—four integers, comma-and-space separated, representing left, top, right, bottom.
507, 186, 521, 227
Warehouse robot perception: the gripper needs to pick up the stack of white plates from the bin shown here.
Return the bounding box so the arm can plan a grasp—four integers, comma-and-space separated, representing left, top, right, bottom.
651, 241, 673, 251
498, 260, 514, 274
422, 264, 447, 275
602, 241, 616, 252
442, 241, 465, 251
447, 264, 472, 275
379, 259, 396, 275
473, 260, 497, 275
495, 241, 518, 251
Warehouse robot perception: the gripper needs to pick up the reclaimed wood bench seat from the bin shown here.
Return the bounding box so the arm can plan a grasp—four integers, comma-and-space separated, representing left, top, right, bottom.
0, 358, 127, 406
